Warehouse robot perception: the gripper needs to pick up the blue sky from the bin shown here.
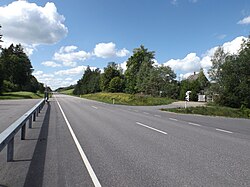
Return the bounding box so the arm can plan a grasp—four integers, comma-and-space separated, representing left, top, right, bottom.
0, 0, 250, 89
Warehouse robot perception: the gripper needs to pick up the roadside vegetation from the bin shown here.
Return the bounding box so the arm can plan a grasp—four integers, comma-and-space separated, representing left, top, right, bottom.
60, 88, 74, 95
59, 38, 250, 117
0, 25, 50, 97
162, 104, 250, 119
0, 91, 44, 100
81, 92, 174, 106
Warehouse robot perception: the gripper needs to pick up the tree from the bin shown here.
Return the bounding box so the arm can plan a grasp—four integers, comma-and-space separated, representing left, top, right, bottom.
0, 25, 3, 93
136, 61, 153, 94
0, 25, 2, 48
0, 62, 3, 94
146, 65, 178, 97
208, 47, 228, 94
73, 66, 101, 95
219, 38, 250, 108
100, 62, 122, 92
109, 77, 125, 93
208, 37, 250, 108
0, 44, 33, 91
125, 45, 155, 93
23, 75, 40, 93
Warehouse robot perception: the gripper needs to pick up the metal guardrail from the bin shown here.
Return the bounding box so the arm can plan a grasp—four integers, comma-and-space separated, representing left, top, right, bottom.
0, 99, 45, 162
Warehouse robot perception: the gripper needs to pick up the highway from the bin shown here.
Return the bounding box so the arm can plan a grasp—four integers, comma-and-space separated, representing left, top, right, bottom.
0, 94, 250, 186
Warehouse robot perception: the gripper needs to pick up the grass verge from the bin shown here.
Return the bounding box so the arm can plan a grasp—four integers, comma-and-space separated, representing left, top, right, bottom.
60, 88, 74, 95
81, 92, 174, 106
0, 91, 44, 100
162, 105, 250, 119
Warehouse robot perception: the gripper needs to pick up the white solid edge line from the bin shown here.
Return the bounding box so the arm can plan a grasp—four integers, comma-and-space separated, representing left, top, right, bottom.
216, 128, 233, 134
55, 97, 102, 187
188, 122, 201, 127
136, 122, 167, 135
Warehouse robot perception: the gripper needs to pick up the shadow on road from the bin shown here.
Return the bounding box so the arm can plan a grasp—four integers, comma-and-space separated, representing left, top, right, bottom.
23, 102, 51, 187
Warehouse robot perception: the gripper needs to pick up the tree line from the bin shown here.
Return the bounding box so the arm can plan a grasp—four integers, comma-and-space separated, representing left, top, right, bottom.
0, 26, 45, 94
73, 38, 250, 109
73, 45, 207, 100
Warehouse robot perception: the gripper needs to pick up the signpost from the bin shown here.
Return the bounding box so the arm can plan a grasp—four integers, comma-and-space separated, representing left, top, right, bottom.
185, 91, 191, 108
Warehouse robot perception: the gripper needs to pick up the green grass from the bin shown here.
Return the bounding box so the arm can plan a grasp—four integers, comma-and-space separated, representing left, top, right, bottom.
0, 91, 44, 100
162, 105, 250, 119
60, 88, 74, 95
81, 92, 175, 106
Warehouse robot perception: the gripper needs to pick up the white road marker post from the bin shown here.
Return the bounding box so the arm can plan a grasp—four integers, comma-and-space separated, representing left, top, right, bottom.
185, 91, 191, 109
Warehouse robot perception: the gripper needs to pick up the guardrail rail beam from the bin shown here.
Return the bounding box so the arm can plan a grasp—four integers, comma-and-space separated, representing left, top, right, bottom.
0, 99, 45, 162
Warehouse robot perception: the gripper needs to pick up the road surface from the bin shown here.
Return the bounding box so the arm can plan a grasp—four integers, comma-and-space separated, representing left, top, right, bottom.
0, 99, 42, 133
0, 94, 250, 186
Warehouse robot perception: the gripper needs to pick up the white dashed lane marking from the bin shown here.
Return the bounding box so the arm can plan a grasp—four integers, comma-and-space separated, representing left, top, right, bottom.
216, 128, 233, 134
136, 122, 167, 135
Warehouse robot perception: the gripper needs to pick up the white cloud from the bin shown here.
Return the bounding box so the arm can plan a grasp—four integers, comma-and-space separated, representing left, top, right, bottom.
33, 71, 54, 78
180, 72, 195, 80
238, 16, 250, 25
222, 36, 245, 54
119, 61, 127, 71
116, 48, 130, 57
34, 71, 77, 90
59, 46, 78, 53
164, 53, 201, 73
164, 36, 247, 79
54, 65, 97, 76
53, 46, 91, 67
94, 42, 129, 58
152, 59, 160, 67
42, 61, 61, 67
0, 1, 67, 55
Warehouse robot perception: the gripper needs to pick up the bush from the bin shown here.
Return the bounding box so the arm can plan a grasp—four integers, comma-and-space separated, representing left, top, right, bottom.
3, 80, 19, 92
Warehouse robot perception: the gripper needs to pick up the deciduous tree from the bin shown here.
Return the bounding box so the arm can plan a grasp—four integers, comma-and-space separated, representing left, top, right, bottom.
125, 45, 155, 93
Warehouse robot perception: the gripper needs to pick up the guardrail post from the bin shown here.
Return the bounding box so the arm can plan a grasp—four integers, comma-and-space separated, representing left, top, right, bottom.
29, 116, 32, 128
21, 122, 26, 140
33, 111, 36, 121
7, 138, 14, 162
36, 109, 39, 117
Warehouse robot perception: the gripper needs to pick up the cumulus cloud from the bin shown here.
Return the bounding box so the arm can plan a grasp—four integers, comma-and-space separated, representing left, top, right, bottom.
222, 36, 245, 54
119, 61, 127, 71
238, 16, 250, 25
94, 42, 129, 58
164, 53, 201, 73
164, 36, 246, 79
0, 1, 67, 55
53, 46, 91, 67
54, 65, 97, 76
33, 70, 78, 90
42, 61, 61, 67
34, 67, 98, 90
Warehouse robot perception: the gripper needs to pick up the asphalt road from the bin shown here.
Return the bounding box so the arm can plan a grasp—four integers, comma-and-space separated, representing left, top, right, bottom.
0, 94, 250, 186
0, 99, 42, 133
